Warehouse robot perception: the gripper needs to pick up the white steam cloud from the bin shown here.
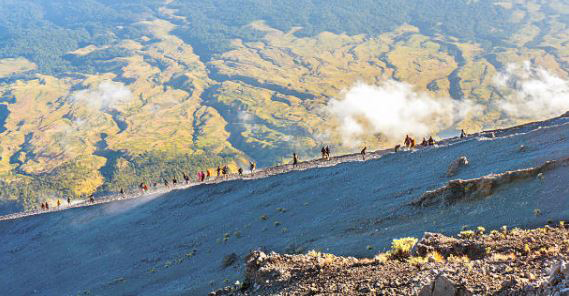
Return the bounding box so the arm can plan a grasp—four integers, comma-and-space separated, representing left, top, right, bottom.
326, 62, 569, 147
494, 61, 569, 120
326, 81, 478, 146
71, 81, 132, 110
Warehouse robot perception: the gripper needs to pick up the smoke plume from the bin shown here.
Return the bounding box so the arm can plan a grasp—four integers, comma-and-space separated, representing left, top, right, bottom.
494, 61, 569, 120
71, 81, 132, 110
326, 81, 478, 147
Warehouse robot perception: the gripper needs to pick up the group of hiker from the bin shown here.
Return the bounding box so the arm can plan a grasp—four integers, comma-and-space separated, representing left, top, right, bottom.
39, 197, 72, 211
133, 161, 259, 195
404, 135, 436, 149
36, 129, 473, 211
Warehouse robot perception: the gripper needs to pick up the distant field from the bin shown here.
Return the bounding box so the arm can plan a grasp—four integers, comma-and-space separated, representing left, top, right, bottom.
0, 58, 36, 77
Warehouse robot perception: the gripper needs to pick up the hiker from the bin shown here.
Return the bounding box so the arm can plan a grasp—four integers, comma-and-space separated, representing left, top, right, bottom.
67, 197, 71, 205
394, 144, 401, 152
222, 165, 229, 177
152, 182, 158, 188
139, 182, 145, 191
45, 202, 49, 209
404, 135, 411, 148
57, 199, 61, 208
143, 184, 149, 191
421, 138, 428, 146
293, 153, 299, 166
206, 170, 211, 180
460, 129, 467, 139
172, 177, 177, 185
325, 146, 331, 160
410, 138, 416, 149
217, 166, 221, 177
360, 147, 367, 160
41, 203, 45, 210
89, 195, 95, 203
249, 162, 256, 173
120, 188, 125, 195
428, 136, 435, 146
164, 179, 169, 187
183, 173, 190, 184
238, 167, 243, 176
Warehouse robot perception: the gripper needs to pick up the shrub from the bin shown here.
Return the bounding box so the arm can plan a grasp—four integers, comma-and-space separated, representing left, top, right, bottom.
447, 254, 470, 263
491, 253, 516, 262
374, 252, 390, 263
408, 256, 428, 266
390, 237, 418, 259
319, 253, 336, 266
476, 226, 485, 235
428, 251, 444, 263
459, 230, 475, 239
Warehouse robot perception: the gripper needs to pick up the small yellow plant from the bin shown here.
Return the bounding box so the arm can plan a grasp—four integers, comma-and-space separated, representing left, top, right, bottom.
491, 253, 516, 262
428, 251, 445, 263
320, 253, 336, 266
391, 237, 418, 259
307, 250, 321, 257
408, 256, 428, 266
374, 252, 390, 263
477, 226, 485, 235
447, 254, 470, 263
501, 225, 508, 233
459, 230, 475, 239
524, 243, 531, 254
490, 230, 499, 235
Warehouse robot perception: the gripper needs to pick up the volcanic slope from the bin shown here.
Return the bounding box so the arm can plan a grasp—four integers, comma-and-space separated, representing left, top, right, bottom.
3, 116, 569, 295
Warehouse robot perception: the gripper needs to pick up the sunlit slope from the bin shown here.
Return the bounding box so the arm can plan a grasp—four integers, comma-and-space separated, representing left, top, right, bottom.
2, 116, 569, 295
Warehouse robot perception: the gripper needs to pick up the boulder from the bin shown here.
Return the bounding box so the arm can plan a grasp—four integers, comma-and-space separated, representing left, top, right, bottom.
414, 232, 486, 260
447, 156, 468, 177
419, 275, 473, 296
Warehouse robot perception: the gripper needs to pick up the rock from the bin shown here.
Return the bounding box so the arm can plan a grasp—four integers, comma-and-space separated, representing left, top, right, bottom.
414, 232, 486, 260
419, 275, 473, 296
222, 253, 238, 269
447, 156, 469, 177
519, 145, 527, 152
